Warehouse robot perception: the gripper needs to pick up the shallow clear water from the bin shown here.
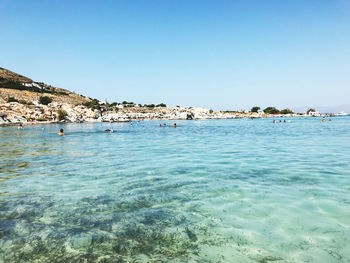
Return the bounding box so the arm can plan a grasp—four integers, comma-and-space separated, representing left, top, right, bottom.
1, 117, 350, 262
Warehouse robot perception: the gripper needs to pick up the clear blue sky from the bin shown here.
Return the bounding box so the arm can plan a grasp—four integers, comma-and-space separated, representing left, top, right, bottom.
1, 0, 350, 110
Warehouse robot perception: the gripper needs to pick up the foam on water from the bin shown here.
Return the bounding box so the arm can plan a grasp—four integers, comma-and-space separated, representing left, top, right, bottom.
1, 118, 350, 262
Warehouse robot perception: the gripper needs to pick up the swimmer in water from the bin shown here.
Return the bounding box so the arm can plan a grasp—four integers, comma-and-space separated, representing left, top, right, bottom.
322, 117, 326, 122
18, 124, 23, 129
273, 120, 276, 124
159, 124, 162, 127
173, 123, 177, 127
163, 124, 166, 126
57, 128, 65, 135
105, 129, 114, 133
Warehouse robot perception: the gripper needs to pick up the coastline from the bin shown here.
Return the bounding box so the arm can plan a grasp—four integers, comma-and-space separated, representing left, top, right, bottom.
0, 101, 313, 126
0, 115, 316, 127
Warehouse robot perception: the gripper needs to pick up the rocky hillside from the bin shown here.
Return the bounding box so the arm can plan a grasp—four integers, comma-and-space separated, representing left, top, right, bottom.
0, 67, 32, 83
0, 67, 91, 105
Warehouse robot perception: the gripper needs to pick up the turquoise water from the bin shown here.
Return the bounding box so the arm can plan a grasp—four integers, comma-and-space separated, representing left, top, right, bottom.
1, 118, 350, 262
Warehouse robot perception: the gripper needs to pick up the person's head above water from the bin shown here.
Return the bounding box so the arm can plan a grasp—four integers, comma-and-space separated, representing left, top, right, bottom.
57, 128, 65, 135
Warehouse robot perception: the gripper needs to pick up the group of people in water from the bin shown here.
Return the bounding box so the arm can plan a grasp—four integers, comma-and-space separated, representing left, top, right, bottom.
273, 120, 288, 123
55, 122, 177, 136
273, 117, 330, 123
17, 117, 330, 135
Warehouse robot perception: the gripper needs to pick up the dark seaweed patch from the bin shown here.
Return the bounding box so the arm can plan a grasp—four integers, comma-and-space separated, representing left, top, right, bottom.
0, 194, 204, 262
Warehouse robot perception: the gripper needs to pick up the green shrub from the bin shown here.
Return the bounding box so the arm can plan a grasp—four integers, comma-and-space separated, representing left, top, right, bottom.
251, 106, 260, 113
122, 101, 134, 105
109, 102, 118, 107
39, 96, 52, 105
280, 108, 294, 114
209, 109, 214, 114
156, 103, 167, 107
82, 99, 100, 110
263, 107, 280, 114
19, 100, 27, 104
221, 110, 237, 113
7, 97, 19, 103
57, 109, 68, 121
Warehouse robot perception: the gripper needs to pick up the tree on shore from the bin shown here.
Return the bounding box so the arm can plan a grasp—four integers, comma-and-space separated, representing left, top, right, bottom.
280, 108, 294, 114
122, 101, 134, 105
307, 108, 316, 115
109, 102, 118, 107
263, 107, 279, 114
156, 103, 166, 107
251, 106, 260, 113
83, 99, 100, 110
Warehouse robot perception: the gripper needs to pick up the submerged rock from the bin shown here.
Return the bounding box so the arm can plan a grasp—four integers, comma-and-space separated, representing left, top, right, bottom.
71, 233, 93, 249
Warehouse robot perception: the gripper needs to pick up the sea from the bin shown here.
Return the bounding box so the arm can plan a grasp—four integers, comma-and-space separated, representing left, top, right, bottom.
1, 117, 349, 262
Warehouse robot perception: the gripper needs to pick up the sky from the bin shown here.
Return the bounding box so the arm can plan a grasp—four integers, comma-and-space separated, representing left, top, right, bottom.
1, 0, 350, 110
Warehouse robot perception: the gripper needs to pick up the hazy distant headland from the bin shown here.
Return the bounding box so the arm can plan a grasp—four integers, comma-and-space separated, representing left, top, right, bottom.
0, 67, 345, 125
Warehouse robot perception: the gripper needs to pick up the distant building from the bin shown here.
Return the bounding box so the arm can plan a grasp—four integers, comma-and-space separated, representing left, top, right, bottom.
22, 82, 42, 89
122, 103, 135, 108
308, 111, 321, 116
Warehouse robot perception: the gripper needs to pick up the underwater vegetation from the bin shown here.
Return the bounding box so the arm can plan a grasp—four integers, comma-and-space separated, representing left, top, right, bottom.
0, 194, 203, 262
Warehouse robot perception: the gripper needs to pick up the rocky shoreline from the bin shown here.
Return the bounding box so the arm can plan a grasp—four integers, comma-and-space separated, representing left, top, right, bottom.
0, 101, 307, 126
